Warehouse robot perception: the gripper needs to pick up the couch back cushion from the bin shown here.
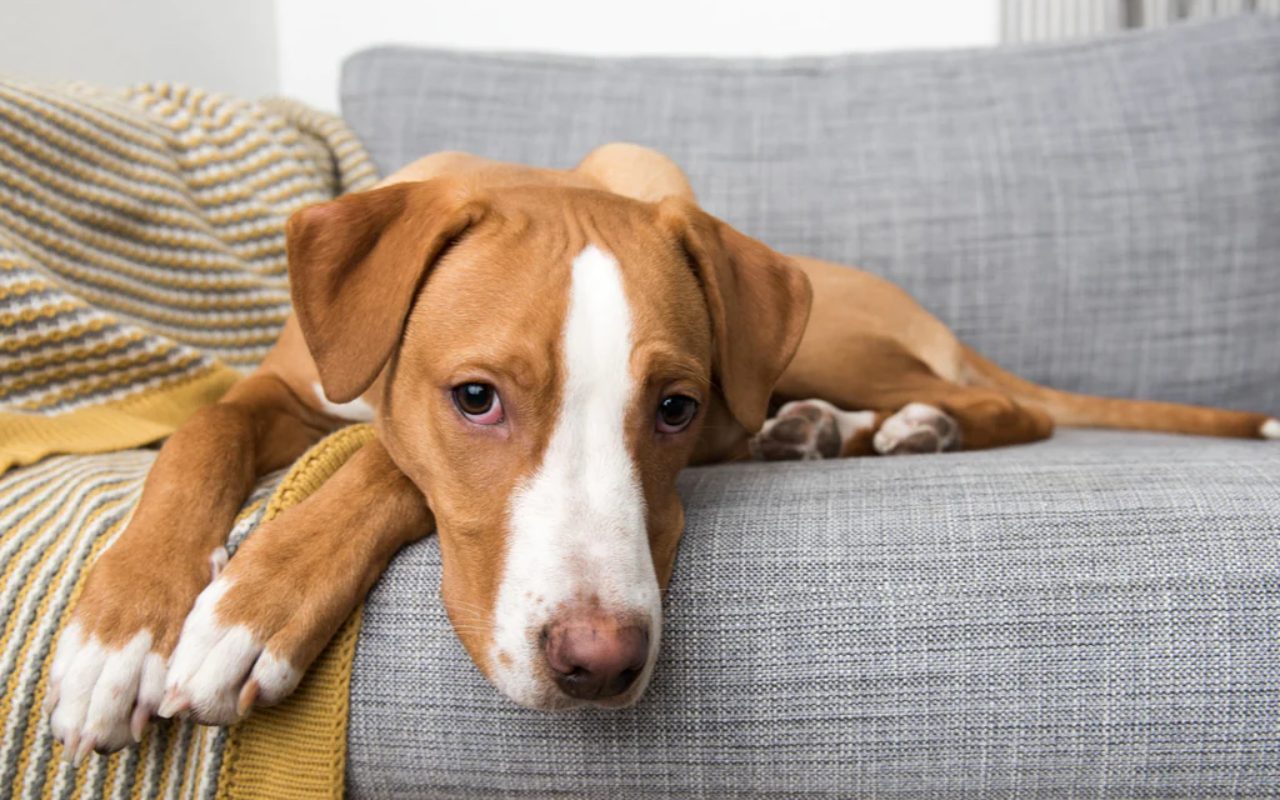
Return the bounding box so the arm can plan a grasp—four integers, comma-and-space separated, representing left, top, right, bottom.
342, 17, 1280, 413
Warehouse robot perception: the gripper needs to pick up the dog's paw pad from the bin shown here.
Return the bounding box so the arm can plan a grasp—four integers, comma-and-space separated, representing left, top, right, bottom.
873, 402, 961, 455
750, 400, 847, 461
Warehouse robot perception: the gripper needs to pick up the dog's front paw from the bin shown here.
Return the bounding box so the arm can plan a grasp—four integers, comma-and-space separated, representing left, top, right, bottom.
157, 573, 304, 726
873, 402, 961, 455
47, 545, 225, 762
750, 399, 876, 461
46, 622, 166, 762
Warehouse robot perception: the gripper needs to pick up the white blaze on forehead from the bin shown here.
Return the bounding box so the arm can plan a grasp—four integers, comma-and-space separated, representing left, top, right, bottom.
488, 244, 661, 708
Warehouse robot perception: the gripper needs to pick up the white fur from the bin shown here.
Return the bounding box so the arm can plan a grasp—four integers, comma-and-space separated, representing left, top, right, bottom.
774, 399, 877, 443
48, 623, 165, 761
873, 402, 958, 455
209, 545, 228, 581
752, 399, 877, 460
488, 245, 661, 708
159, 576, 299, 724
312, 381, 374, 422
1263, 419, 1280, 440
247, 649, 304, 707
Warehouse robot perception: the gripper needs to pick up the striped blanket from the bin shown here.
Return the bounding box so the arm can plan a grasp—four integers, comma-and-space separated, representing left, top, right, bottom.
0, 80, 379, 798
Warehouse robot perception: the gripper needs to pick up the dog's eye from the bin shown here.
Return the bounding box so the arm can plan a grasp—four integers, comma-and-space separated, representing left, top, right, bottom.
656, 395, 698, 434
452, 383, 504, 425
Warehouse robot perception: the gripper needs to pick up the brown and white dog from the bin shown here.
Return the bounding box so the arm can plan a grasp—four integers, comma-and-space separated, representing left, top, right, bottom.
46, 144, 1279, 762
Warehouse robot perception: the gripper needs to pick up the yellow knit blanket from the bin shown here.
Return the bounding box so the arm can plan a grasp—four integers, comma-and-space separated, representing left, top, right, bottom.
0, 81, 380, 798
0, 80, 377, 470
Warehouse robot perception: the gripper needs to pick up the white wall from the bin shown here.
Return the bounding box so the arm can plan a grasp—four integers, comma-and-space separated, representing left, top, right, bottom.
277, 0, 1000, 112
0, 0, 999, 112
0, 0, 278, 99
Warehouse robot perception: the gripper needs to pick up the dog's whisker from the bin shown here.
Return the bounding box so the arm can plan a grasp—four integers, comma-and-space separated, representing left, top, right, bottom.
444, 604, 492, 619
444, 600, 491, 613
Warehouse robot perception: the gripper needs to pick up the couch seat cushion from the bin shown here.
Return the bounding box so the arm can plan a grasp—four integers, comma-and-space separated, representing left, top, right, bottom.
347, 429, 1280, 798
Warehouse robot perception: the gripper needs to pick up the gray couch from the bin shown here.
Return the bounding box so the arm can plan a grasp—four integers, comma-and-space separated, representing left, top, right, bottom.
338, 17, 1280, 798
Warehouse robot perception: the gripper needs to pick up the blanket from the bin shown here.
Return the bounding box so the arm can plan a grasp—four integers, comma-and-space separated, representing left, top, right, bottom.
0, 80, 379, 799
0, 80, 376, 471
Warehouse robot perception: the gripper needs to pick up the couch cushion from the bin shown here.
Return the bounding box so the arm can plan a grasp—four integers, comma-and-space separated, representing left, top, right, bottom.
346, 430, 1280, 798
342, 17, 1280, 415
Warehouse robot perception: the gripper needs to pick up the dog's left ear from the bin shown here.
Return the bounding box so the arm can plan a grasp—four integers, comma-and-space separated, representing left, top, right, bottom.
658, 198, 813, 433
287, 179, 486, 403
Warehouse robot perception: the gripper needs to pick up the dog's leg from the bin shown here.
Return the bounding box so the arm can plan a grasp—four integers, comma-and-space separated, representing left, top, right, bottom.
752, 366, 1054, 458
766, 326, 1056, 459
916, 385, 1054, 451
750, 399, 887, 460
573, 143, 698, 203
47, 371, 334, 760
157, 437, 431, 724
752, 386, 1054, 460
751, 397, 970, 459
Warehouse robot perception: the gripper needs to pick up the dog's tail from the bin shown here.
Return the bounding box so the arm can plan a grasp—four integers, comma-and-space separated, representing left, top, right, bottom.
960, 345, 1280, 440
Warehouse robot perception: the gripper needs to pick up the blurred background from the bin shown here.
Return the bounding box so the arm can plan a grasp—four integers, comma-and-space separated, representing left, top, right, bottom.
2, 0, 1278, 113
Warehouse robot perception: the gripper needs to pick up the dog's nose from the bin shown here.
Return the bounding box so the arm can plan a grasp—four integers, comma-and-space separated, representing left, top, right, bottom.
543, 615, 649, 700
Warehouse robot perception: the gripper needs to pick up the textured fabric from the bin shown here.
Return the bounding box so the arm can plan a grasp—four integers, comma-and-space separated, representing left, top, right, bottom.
347, 430, 1280, 798
214, 424, 375, 800
0, 81, 378, 472
0, 450, 279, 799
341, 15, 1280, 415
0, 424, 376, 799
0, 80, 384, 798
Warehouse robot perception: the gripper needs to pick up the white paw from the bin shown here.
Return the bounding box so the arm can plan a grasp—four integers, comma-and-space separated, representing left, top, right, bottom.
46, 622, 166, 764
1263, 418, 1280, 440
873, 402, 961, 455
750, 399, 876, 461
157, 578, 300, 725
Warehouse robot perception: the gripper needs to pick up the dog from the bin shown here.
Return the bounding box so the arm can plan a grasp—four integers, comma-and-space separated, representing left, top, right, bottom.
45, 143, 1279, 762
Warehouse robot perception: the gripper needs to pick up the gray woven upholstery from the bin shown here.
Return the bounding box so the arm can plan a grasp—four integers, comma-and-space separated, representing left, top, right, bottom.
348, 431, 1280, 798
339, 17, 1280, 798
342, 16, 1280, 414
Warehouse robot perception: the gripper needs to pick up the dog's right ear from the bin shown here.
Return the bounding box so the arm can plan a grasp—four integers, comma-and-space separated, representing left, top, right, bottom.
286, 179, 485, 403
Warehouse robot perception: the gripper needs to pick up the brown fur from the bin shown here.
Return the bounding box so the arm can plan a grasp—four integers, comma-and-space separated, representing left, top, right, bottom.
71, 372, 334, 652
59, 143, 1277, 733
209, 439, 431, 691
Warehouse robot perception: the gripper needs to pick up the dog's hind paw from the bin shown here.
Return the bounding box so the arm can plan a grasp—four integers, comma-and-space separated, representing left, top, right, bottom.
750, 399, 876, 461
873, 402, 961, 455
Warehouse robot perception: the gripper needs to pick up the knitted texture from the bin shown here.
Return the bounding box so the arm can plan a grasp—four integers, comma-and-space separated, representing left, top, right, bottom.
0, 80, 378, 472
0, 426, 376, 799
0, 452, 279, 798
0, 81, 380, 798
216, 424, 375, 800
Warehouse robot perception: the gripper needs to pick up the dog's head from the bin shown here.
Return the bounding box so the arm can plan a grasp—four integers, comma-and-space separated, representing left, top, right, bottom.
286, 179, 810, 709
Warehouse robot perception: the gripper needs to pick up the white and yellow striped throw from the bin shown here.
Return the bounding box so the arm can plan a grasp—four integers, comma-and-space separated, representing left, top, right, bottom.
0, 80, 380, 799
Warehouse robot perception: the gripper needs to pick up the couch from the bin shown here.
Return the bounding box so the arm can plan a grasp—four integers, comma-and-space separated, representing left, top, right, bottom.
335, 17, 1280, 797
